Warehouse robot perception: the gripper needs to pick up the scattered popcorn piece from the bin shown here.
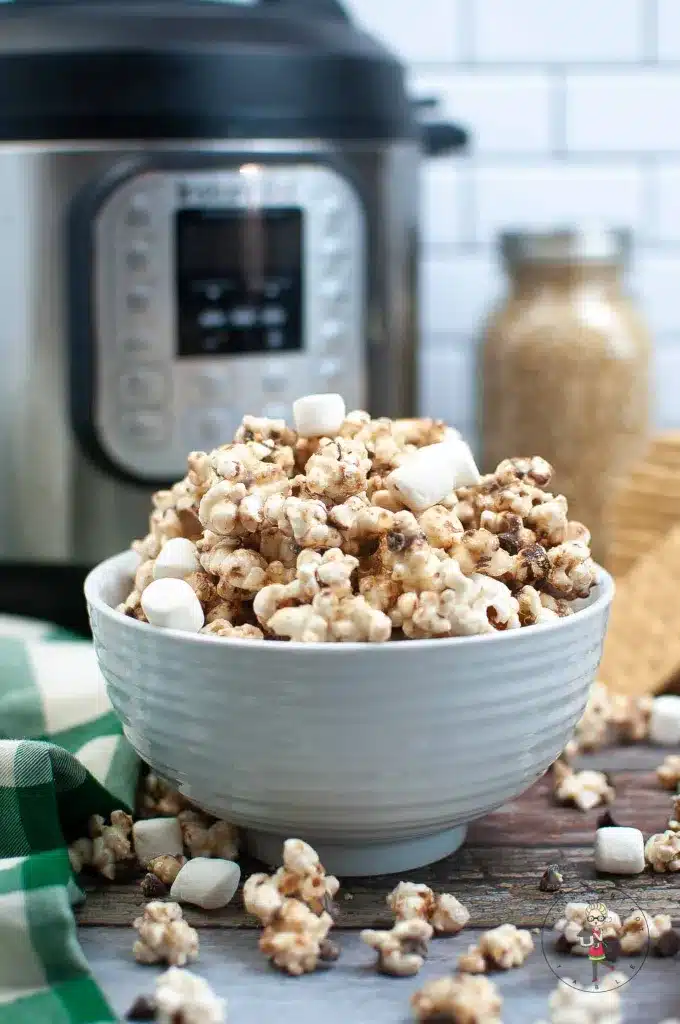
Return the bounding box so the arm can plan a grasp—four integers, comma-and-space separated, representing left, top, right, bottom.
148, 855, 184, 887
68, 837, 93, 875
133, 901, 199, 966
620, 910, 670, 954
608, 692, 651, 743
554, 766, 614, 812
411, 974, 502, 1023
541, 972, 625, 1023
89, 810, 133, 881
293, 393, 346, 439
141, 578, 205, 633
154, 967, 226, 1024
657, 754, 680, 790
178, 810, 240, 861
573, 682, 612, 753
387, 440, 480, 514
243, 872, 284, 924
140, 774, 190, 817
594, 827, 645, 875
387, 881, 470, 935
539, 864, 564, 892
133, 817, 184, 868
457, 923, 533, 973
668, 794, 680, 832
554, 903, 621, 949
153, 537, 201, 581
170, 858, 241, 911
645, 830, 680, 873
649, 695, 680, 746
259, 899, 335, 976
361, 919, 433, 976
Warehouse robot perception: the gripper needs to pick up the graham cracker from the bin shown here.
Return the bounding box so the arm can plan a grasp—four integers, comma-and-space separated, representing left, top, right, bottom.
598, 524, 680, 697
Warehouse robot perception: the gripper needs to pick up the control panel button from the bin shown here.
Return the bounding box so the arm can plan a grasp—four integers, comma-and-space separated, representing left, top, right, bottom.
184, 370, 230, 405
230, 307, 258, 329
125, 194, 151, 228
197, 308, 228, 330
126, 287, 151, 313
319, 358, 342, 384
320, 321, 345, 352
120, 411, 166, 445
261, 363, 287, 392
264, 329, 285, 350
126, 242, 150, 272
183, 409, 235, 451
119, 367, 166, 407
119, 336, 155, 358
260, 305, 287, 328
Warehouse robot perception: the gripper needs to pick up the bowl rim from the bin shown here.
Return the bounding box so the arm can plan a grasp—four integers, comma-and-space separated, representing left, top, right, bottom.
85, 549, 615, 654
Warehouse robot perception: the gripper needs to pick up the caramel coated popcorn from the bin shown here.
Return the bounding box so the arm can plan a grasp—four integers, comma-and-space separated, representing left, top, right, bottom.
121, 399, 598, 641
132, 901, 199, 966
361, 919, 433, 976
457, 923, 533, 973
387, 881, 470, 935
645, 830, 680, 872
657, 754, 680, 790
553, 765, 615, 812
411, 974, 502, 1023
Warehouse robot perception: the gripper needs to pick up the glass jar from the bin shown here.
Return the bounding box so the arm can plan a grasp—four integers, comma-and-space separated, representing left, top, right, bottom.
480, 228, 651, 567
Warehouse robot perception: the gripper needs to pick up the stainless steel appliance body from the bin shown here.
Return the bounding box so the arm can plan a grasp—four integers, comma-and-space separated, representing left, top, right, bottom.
0, 138, 419, 564
0, 0, 466, 600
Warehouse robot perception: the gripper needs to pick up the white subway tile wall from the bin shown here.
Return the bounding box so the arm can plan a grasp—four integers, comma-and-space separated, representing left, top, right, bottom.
345, 0, 680, 437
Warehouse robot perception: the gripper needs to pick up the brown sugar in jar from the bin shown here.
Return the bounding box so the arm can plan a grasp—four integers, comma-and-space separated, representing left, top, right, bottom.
480, 229, 651, 567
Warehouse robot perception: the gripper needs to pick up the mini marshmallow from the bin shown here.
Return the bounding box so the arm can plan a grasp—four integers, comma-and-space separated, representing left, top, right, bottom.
386, 439, 481, 513
153, 538, 200, 581
293, 393, 346, 438
141, 578, 205, 633
594, 826, 645, 875
133, 817, 184, 868
170, 857, 241, 911
649, 696, 680, 746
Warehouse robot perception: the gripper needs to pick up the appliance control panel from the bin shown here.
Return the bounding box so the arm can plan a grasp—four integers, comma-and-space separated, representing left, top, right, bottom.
91, 164, 366, 482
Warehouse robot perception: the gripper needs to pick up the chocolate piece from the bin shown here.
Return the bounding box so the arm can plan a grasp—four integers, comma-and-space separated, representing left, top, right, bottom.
126, 995, 157, 1020
539, 864, 564, 892
597, 810, 621, 829
319, 938, 341, 962
555, 934, 572, 954
140, 872, 168, 899
655, 929, 680, 957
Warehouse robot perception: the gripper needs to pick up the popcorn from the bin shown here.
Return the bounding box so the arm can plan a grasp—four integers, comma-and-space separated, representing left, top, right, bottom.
361, 919, 433, 976
178, 810, 240, 861
140, 773, 190, 817
88, 810, 133, 880
147, 854, 184, 886
259, 898, 335, 976
645, 830, 680, 872
594, 827, 645, 875
153, 538, 201, 580
293, 393, 346, 438
387, 882, 470, 935
123, 403, 597, 645
170, 858, 241, 910
154, 967, 226, 1024
67, 837, 93, 875
553, 766, 615, 812
132, 901, 199, 966
608, 693, 651, 743
141, 578, 205, 633
411, 974, 502, 1023
657, 754, 680, 790
540, 973, 625, 1023
132, 817, 184, 868
620, 910, 669, 954
457, 923, 533, 973
554, 903, 621, 948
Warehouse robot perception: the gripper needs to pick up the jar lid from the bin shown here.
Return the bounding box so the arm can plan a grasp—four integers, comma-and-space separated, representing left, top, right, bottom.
500, 227, 631, 266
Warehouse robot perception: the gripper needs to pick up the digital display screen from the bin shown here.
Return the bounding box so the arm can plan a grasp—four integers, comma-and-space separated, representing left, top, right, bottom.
175, 208, 303, 358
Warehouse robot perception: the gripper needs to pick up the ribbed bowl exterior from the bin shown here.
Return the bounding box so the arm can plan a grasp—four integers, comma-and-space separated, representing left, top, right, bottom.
86, 552, 613, 843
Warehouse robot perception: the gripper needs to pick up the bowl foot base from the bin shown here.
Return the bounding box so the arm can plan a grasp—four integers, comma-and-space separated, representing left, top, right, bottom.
245, 824, 468, 877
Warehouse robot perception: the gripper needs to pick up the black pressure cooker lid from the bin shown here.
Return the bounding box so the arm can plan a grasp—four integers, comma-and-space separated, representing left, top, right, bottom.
0, 0, 417, 142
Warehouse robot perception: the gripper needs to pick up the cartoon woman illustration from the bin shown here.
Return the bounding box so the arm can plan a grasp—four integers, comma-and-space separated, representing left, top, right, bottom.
578, 903, 618, 983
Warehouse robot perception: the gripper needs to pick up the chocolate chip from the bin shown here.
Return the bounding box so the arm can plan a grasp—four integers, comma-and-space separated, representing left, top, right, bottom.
555, 934, 572, 954
387, 531, 407, 552
603, 936, 620, 962
597, 810, 621, 829
126, 995, 157, 1020
655, 929, 680, 957
539, 865, 564, 892
140, 873, 168, 899
498, 532, 521, 554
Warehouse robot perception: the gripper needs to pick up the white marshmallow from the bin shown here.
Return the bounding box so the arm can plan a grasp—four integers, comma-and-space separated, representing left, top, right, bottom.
153, 538, 201, 581
170, 857, 241, 910
649, 695, 680, 746
594, 826, 645, 875
133, 817, 184, 868
293, 393, 346, 438
141, 578, 205, 633
386, 438, 481, 513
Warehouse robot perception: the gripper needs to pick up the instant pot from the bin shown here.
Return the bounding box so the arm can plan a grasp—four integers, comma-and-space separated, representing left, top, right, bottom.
0, 0, 466, 630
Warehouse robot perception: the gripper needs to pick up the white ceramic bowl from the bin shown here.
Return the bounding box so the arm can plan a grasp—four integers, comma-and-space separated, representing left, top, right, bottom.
85, 551, 614, 876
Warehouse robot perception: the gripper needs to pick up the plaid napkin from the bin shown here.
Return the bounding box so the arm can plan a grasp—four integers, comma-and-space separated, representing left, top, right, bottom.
0, 616, 140, 1022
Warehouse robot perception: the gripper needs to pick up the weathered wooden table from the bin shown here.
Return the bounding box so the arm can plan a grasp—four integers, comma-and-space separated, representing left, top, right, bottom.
77, 746, 680, 1023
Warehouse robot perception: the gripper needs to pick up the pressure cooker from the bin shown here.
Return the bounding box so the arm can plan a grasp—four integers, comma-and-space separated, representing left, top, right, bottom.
0, 0, 467, 613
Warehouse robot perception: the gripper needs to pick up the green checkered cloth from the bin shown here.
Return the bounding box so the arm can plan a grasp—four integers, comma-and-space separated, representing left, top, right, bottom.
0, 616, 140, 1022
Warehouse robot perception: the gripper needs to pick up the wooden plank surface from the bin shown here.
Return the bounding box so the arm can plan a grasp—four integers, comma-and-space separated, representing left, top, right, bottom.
80, 927, 680, 1024
76, 746, 680, 931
